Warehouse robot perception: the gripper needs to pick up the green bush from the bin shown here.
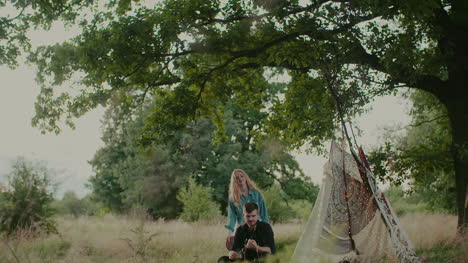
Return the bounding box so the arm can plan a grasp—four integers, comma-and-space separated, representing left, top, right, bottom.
384, 186, 429, 216
289, 199, 314, 221
263, 184, 314, 223
96, 207, 111, 217
55, 191, 87, 217
263, 184, 295, 223
54, 192, 108, 217
176, 177, 220, 222
0, 158, 57, 235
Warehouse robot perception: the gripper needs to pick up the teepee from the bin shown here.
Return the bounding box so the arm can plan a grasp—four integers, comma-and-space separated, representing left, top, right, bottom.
291, 142, 424, 263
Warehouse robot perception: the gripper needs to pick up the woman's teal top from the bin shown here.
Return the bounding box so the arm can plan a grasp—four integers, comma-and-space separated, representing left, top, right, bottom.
224, 189, 269, 232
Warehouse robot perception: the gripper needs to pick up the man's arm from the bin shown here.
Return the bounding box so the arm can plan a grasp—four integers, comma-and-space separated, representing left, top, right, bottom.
262, 223, 276, 254
230, 225, 244, 252
229, 226, 244, 259
245, 223, 276, 254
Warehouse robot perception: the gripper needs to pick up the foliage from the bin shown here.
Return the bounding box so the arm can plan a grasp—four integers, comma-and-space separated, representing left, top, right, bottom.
265, 238, 297, 263
383, 186, 430, 216
21, 0, 468, 227
0, 0, 94, 67
369, 91, 456, 213
54, 191, 86, 217
121, 221, 159, 259
263, 183, 316, 223
260, 184, 292, 223
263, 184, 295, 223
89, 94, 317, 219
176, 177, 221, 222
416, 239, 467, 263
0, 158, 57, 235
33, 239, 71, 260
26, 0, 466, 145
289, 199, 314, 222
53, 191, 104, 217
0, 214, 462, 262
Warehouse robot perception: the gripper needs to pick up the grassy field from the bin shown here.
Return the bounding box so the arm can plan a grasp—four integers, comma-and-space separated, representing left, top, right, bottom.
0, 213, 465, 263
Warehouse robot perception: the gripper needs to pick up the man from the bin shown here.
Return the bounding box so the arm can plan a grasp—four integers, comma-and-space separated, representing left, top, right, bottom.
218, 202, 276, 262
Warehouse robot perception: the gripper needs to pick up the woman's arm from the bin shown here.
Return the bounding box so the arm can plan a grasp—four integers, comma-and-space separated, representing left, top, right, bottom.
225, 201, 238, 233
258, 193, 270, 224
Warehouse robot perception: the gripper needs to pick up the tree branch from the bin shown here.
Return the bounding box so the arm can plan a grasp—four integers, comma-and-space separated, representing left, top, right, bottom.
1, 7, 26, 25
344, 37, 448, 97
194, 0, 330, 28
384, 115, 449, 133
408, 115, 448, 127
149, 78, 181, 87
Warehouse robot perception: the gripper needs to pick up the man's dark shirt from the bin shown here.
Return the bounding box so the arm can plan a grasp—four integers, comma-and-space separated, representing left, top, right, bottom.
231, 221, 276, 261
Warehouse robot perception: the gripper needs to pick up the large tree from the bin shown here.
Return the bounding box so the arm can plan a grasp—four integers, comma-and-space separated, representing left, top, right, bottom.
26, 0, 468, 229
369, 90, 456, 213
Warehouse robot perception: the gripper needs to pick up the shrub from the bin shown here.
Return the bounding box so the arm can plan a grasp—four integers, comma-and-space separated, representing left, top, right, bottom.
384, 186, 429, 216
289, 199, 314, 221
176, 177, 220, 222
0, 158, 57, 235
54, 192, 108, 217
263, 184, 295, 223
55, 191, 87, 217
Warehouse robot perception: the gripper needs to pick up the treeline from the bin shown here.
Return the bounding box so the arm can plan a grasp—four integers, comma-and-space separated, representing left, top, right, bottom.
0, 83, 321, 235
87, 86, 319, 220
52, 182, 315, 224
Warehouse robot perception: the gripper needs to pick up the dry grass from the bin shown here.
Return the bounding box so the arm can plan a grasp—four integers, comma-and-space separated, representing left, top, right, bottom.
400, 213, 466, 263
400, 213, 458, 249
0, 213, 464, 263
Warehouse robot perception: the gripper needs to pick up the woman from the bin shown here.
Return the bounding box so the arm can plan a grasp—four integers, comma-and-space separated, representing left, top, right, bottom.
225, 169, 269, 249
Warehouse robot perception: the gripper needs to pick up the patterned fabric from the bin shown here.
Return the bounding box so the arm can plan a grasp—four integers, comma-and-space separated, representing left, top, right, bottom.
291, 142, 423, 263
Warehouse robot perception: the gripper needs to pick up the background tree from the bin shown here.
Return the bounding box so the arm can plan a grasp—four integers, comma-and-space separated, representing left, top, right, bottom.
0, 158, 56, 235
89, 92, 318, 218
369, 90, 456, 213
55, 191, 88, 217
27, 0, 468, 229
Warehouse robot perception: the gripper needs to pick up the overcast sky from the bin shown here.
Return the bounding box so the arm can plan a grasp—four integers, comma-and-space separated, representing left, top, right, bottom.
0, 21, 412, 198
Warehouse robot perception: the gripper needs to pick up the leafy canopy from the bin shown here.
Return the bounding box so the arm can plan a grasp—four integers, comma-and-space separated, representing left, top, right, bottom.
0, 0, 98, 67
15, 0, 468, 227
369, 90, 456, 213
27, 0, 465, 151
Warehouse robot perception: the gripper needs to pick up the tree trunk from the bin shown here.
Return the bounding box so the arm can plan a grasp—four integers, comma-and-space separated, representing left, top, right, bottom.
444, 85, 468, 232
439, 3, 468, 231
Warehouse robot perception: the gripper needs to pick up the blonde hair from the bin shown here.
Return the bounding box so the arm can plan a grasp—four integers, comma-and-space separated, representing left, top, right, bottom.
228, 169, 260, 207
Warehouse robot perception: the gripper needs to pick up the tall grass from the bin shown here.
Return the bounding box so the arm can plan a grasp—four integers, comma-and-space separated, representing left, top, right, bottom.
400, 213, 466, 263
0, 213, 464, 262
